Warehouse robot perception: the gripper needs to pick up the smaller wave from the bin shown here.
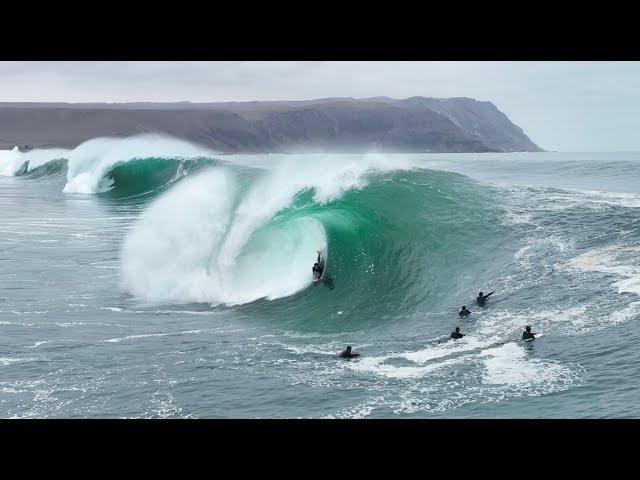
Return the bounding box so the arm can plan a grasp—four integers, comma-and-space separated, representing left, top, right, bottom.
63, 134, 216, 194
479, 342, 575, 387
0, 147, 26, 176
0, 146, 72, 177
22, 158, 68, 179
99, 156, 217, 198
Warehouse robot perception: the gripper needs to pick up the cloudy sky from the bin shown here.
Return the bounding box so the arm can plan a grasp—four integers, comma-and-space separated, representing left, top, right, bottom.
1, 61, 638, 152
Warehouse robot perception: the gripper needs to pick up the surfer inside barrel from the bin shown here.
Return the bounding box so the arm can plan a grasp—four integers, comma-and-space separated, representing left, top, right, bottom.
312, 251, 324, 280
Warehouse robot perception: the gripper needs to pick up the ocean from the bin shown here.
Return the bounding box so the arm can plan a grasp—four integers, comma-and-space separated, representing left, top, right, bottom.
1, 134, 640, 418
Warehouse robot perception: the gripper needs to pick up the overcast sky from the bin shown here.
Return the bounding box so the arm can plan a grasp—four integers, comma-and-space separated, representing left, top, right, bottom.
1, 61, 638, 152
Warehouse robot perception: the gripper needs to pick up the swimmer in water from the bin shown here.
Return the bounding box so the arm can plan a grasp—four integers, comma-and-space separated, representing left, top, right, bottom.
522, 325, 538, 341
459, 306, 471, 317
340, 346, 360, 358
451, 327, 465, 340
476, 291, 494, 307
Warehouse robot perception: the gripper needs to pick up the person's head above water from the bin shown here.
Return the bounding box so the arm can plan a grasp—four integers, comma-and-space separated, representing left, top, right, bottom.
461, 306, 467, 310
525, 326, 531, 332
345, 346, 352, 353
455, 327, 460, 332
478, 292, 483, 297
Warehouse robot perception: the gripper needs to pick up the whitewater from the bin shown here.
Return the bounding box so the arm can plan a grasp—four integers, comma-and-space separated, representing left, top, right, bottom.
2, 134, 640, 418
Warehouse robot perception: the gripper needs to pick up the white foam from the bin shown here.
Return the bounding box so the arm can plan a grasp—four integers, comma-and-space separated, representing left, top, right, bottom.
349, 351, 473, 379
576, 190, 640, 209
323, 398, 383, 419
103, 328, 208, 343
400, 336, 494, 364
480, 342, 574, 387
567, 246, 640, 295
0, 147, 25, 176
0, 357, 35, 366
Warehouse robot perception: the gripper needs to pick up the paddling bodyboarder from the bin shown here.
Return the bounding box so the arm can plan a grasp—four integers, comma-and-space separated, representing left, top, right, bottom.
476, 291, 494, 307
340, 346, 360, 358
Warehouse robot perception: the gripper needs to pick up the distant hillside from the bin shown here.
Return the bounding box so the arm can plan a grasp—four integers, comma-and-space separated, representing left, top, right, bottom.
0, 97, 542, 153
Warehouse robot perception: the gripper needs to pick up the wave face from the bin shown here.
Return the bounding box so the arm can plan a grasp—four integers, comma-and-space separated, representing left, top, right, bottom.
120, 154, 503, 322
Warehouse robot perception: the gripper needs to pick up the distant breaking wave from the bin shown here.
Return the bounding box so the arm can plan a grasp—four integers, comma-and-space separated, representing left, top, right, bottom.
0, 134, 219, 197
0, 146, 70, 177
62, 135, 216, 194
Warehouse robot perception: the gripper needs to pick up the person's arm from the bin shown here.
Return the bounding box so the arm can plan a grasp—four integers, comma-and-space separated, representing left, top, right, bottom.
486, 291, 495, 298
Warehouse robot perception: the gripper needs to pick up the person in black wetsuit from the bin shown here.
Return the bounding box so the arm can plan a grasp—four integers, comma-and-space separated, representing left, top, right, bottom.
522, 325, 537, 341
451, 327, 465, 339
476, 291, 494, 307
340, 345, 360, 358
459, 306, 471, 317
312, 252, 324, 279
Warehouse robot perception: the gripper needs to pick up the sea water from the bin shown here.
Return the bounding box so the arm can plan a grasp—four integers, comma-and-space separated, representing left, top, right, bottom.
1, 136, 640, 418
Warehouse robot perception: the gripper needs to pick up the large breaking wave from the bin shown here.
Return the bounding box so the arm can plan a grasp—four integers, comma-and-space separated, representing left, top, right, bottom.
120, 152, 500, 316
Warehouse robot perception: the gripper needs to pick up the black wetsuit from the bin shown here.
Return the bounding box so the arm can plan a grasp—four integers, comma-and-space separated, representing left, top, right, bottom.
476, 291, 494, 306
459, 309, 470, 317
340, 351, 360, 358
522, 331, 536, 340
313, 254, 324, 279
451, 331, 465, 339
